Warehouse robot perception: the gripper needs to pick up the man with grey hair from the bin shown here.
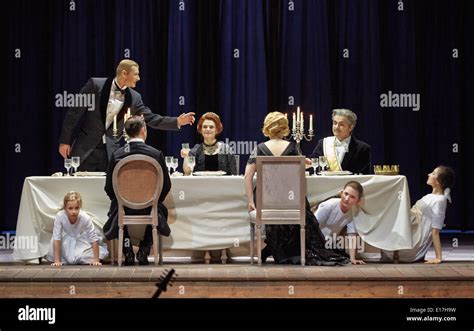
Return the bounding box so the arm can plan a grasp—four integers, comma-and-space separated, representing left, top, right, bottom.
310, 109, 371, 174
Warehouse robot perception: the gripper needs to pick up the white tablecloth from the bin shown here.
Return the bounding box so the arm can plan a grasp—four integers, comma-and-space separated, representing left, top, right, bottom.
13, 175, 412, 261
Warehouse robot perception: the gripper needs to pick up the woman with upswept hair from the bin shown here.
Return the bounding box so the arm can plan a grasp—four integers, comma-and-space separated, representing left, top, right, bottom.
244, 112, 350, 266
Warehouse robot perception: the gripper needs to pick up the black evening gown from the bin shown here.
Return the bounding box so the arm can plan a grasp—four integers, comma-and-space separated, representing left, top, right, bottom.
248, 142, 350, 266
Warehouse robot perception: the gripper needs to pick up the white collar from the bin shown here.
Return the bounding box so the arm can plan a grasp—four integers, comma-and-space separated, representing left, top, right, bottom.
335, 136, 352, 145
128, 138, 145, 143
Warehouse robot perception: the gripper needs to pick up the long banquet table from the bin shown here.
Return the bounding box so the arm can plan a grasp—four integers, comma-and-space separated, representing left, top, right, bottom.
13, 175, 413, 262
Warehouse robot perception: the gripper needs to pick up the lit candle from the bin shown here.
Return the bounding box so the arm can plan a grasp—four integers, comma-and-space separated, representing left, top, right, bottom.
301, 112, 304, 132
284, 113, 287, 119
297, 107, 300, 122
292, 113, 296, 130
309, 114, 313, 131
127, 108, 131, 117
113, 115, 117, 131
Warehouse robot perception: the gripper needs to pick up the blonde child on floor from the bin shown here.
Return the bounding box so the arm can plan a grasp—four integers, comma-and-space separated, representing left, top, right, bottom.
47, 191, 108, 266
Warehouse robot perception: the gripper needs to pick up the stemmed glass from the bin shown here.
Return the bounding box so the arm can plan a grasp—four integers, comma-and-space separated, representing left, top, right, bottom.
319, 156, 327, 172
165, 156, 173, 174
187, 156, 196, 176
71, 157, 80, 176
171, 158, 179, 174
64, 158, 72, 176
311, 158, 319, 176
181, 143, 190, 154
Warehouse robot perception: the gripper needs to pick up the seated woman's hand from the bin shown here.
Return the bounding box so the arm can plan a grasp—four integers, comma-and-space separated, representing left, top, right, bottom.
51, 261, 63, 267
90, 261, 102, 266
180, 149, 189, 158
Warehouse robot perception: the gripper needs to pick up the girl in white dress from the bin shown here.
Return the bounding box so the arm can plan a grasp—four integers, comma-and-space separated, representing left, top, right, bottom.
382, 166, 455, 263
47, 191, 108, 266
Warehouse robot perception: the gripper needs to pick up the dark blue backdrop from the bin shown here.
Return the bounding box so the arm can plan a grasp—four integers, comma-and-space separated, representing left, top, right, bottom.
4, 0, 473, 231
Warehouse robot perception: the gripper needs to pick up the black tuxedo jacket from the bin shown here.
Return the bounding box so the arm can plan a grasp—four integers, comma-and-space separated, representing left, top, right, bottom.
310, 136, 371, 174
103, 141, 172, 240
59, 77, 179, 163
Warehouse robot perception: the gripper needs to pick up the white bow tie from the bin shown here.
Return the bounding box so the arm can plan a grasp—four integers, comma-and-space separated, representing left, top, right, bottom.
335, 141, 349, 151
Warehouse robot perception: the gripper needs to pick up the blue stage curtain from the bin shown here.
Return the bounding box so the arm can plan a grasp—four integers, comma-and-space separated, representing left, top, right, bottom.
4, 0, 473, 231
218, 0, 268, 165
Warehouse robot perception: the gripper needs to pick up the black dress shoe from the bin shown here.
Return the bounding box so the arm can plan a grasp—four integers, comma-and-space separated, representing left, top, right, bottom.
124, 251, 135, 266
137, 250, 149, 266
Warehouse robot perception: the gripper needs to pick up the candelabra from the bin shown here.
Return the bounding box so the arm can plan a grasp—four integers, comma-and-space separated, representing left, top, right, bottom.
285, 108, 314, 155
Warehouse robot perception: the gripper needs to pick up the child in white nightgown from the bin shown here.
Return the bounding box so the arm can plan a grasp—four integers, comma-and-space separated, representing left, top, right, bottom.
47, 191, 108, 266
381, 166, 455, 264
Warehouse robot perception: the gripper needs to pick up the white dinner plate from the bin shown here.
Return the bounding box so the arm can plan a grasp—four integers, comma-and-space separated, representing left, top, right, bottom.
319, 171, 352, 176
192, 171, 227, 176
74, 171, 107, 177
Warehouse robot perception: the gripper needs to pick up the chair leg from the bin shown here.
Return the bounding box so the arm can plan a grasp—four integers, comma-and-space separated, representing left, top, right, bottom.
118, 227, 124, 267
221, 249, 227, 264
109, 239, 115, 265
256, 224, 262, 266
159, 234, 163, 265
204, 251, 211, 264
250, 222, 255, 265
152, 226, 159, 266
300, 225, 306, 266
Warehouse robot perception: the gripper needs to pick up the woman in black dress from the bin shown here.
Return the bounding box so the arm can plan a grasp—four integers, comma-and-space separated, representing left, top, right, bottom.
244, 112, 349, 266
181, 112, 237, 175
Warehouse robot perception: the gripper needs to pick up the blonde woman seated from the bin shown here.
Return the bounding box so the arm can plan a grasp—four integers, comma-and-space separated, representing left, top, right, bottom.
244, 112, 349, 266
181, 112, 237, 175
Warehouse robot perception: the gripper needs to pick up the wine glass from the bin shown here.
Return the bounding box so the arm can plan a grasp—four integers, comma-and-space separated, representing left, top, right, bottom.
171, 158, 179, 174
311, 158, 319, 176
71, 157, 80, 176
165, 156, 173, 174
319, 156, 327, 172
181, 143, 190, 154
187, 156, 196, 176
64, 158, 72, 176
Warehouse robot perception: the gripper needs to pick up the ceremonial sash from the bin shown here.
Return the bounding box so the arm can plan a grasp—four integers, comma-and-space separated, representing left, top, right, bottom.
323, 137, 343, 171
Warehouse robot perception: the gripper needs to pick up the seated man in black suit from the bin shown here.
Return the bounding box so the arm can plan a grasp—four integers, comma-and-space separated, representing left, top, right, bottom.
311, 108, 371, 174
103, 116, 171, 265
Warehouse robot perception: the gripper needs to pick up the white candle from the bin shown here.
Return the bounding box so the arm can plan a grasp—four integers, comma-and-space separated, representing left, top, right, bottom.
292, 113, 296, 130
309, 114, 313, 131
301, 112, 304, 132
297, 107, 300, 122
113, 115, 117, 131
127, 108, 131, 117
284, 113, 287, 119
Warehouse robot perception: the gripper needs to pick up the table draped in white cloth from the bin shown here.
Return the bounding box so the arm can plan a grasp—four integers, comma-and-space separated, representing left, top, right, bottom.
13, 175, 412, 261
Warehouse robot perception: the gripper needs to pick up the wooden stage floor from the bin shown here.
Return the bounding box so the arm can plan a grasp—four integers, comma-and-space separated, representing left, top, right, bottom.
1, 261, 474, 298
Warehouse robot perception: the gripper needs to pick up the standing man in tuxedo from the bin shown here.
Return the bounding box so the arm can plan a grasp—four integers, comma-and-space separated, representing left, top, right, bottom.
311, 109, 371, 174
103, 115, 171, 265
59, 59, 195, 171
